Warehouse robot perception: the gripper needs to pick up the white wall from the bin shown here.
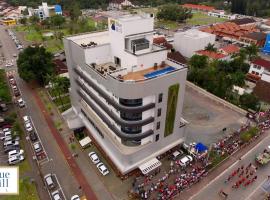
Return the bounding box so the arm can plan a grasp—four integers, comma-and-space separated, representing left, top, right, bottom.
261, 73, 270, 82
248, 64, 265, 76
136, 50, 167, 71
174, 30, 216, 58
84, 44, 111, 65
122, 17, 154, 36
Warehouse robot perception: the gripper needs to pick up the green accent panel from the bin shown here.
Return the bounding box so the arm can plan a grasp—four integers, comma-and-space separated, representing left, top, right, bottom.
164, 84, 179, 137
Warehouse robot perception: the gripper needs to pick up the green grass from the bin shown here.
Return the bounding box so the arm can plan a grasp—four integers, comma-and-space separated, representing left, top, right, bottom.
187, 12, 227, 25
0, 69, 11, 103
208, 151, 228, 169
164, 84, 179, 137
240, 127, 259, 143
156, 20, 179, 29
2, 178, 39, 200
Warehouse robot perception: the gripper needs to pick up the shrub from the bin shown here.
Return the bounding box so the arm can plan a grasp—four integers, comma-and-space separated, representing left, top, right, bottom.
240, 127, 259, 143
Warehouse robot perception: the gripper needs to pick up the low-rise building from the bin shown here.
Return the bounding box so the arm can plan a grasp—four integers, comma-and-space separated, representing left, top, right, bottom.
108, 0, 134, 10
181, 4, 215, 13
239, 32, 267, 47
247, 58, 270, 82
219, 44, 240, 56
195, 50, 228, 61
174, 29, 216, 58
28, 2, 62, 20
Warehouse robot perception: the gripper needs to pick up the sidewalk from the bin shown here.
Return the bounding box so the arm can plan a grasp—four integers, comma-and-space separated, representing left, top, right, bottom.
31, 88, 98, 200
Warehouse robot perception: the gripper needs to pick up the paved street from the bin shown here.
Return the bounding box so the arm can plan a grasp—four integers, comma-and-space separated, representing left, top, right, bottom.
191, 130, 270, 200
0, 25, 81, 199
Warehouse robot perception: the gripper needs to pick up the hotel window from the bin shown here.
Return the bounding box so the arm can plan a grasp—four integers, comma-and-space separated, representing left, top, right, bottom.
157, 108, 162, 117
155, 134, 159, 142
158, 93, 163, 103
156, 122, 160, 130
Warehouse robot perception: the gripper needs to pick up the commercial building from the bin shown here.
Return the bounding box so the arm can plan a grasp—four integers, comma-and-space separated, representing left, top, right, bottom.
173, 29, 216, 58
28, 2, 62, 20
63, 14, 188, 175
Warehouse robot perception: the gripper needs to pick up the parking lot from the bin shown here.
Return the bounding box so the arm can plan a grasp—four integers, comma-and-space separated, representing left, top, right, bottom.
183, 86, 247, 145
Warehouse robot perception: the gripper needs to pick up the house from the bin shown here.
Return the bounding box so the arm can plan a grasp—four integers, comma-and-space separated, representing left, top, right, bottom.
153, 36, 173, 50
253, 73, 270, 104
239, 32, 267, 47
229, 18, 257, 26
181, 4, 215, 13
196, 50, 228, 61
63, 14, 188, 175
28, 2, 62, 20
219, 44, 240, 56
108, 0, 134, 10
208, 10, 236, 20
174, 29, 216, 58
247, 58, 270, 82
167, 51, 187, 66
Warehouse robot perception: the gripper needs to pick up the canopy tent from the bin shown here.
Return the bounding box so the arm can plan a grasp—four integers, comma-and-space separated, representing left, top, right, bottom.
139, 158, 161, 175
195, 143, 208, 153
79, 136, 92, 148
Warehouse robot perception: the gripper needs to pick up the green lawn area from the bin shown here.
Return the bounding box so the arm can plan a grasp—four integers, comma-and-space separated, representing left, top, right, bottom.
208, 151, 228, 169
187, 12, 227, 25
0, 69, 11, 103
240, 127, 259, 143
2, 178, 39, 200
156, 20, 179, 29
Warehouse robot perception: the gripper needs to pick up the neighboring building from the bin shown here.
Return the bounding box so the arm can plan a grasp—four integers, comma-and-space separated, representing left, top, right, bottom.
208, 10, 236, 20
239, 32, 266, 47
28, 2, 62, 20
53, 59, 69, 78
1, 18, 16, 26
167, 51, 187, 65
63, 14, 188, 175
181, 4, 215, 13
253, 72, 270, 104
108, 0, 134, 10
247, 58, 270, 82
153, 36, 173, 50
200, 21, 259, 41
219, 44, 240, 56
93, 15, 108, 28
229, 18, 257, 26
195, 50, 228, 61
174, 29, 216, 58
262, 34, 270, 54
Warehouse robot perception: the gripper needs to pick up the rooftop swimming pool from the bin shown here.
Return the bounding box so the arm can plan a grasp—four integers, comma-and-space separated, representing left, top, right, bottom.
144, 66, 175, 79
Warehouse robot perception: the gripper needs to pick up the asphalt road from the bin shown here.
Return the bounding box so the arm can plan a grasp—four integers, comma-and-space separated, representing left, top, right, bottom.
0, 25, 81, 199
191, 130, 270, 200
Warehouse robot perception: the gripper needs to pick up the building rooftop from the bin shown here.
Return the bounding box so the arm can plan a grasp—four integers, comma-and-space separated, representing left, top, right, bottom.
254, 80, 270, 103
114, 13, 152, 22
167, 51, 187, 64
176, 29, 214, 39
229, 18, 256, 26
252, 58, 270, 70
153, 37, 172, 50
220, 44, 240, 54
196, 50, 227, 59
67, 31, 110, 47
242, 32, 267, 41
182, 3, 215, 12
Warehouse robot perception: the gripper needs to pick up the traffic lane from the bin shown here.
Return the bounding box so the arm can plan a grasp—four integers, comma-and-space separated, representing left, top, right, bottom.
0, 25, 18, 61
192, 131, 270, 200
16, 76, 80, 199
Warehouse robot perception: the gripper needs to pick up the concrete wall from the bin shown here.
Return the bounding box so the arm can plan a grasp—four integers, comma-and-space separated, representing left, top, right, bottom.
84, 44, 111, 65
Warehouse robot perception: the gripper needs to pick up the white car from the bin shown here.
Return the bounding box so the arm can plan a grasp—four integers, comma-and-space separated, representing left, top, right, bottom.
3, 128, 10, 133
25, 122, 33, 132
8, 149, 24, 158
23, 115, 30, 124
5, 62, 13, 67
96, 162, 109, 176
51, 190, 62, 200
8, 155, 24, 165
88, 152, 100, 164
44, 174, 56, 190
178, 155, 193, 167
33, 142, 42, 153
71, 195, 80, 200
17, 98, 25, 108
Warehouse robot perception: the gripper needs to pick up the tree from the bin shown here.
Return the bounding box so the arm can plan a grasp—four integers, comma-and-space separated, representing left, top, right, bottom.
50, 15, 66, 28
157, 4, 192, 23
239, 93, 259, 110
204, 43, 217, 52
17, 46, 55, 85
231, 0, 247, 14
68, 2, 82, 21
189, 55, 208, 69
29, 15, 40, 24
19, 17, 27, 25
245, 43, 259, 61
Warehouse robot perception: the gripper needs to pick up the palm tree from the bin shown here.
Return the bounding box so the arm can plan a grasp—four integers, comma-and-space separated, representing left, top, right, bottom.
204, 43, 217, 52
245, 43, 259, 61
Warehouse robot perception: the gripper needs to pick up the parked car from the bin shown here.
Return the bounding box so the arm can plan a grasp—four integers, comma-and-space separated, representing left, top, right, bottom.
0, 104, 8, 112
5, 62, 13, 67
33, 142, 42, 153
71, 195, 80, 200
4, 145, 19, 153
178, 155, 193, 167
44, 174, 56, 190
4, 140, 19, 149
25, 122, 33, 132
8, 155, 24, 165
14, 90, 20, 97
17, 98, 25, 108
88, 152, 100, 164
96, 162, 109, 176
29, 132, 38, 142
8, 149, 24, 158
51, 190, 62, 200
23, 115, 30, 124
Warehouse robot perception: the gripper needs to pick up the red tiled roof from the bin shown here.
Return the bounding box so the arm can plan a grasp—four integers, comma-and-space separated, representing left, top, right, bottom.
254, 80, 270, 103
246, 73, 261, 82
182, 4, 215, 12
53, 59, 68, 75
196, 50, 227, 59
153, 37, 173, 50
167, 51, 187, 65
220, 44, 240, 54
252, 58, 270, 70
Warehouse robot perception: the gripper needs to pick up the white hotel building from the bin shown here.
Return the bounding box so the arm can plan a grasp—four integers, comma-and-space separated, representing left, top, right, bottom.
63, 14, 188, 175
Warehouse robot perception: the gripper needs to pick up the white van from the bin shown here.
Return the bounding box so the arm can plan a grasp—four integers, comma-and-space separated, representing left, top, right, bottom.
8, 149, 24, 158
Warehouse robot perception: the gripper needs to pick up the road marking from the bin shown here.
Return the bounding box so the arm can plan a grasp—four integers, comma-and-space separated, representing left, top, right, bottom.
189, 132, 270, 200
54, 173, 67, 200
246, 178, 267, 200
